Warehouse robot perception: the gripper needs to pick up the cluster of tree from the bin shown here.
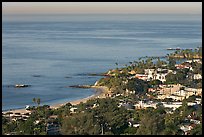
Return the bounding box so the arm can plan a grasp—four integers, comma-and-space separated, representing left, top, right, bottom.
168, 47, 202, 59
97, 75, 149, 95
2, 105, 53, 135
60, 98, 131, 135
165, 68, 188, 85
126, 58, 167, 74
2, 95, 202, 135
165, 66, 202, 88
99, 47, 202, 95
59, 96, 202, 135
191, 61, 202, 75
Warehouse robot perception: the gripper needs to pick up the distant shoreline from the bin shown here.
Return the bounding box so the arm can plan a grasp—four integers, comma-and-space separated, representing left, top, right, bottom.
2, 86, 110, 114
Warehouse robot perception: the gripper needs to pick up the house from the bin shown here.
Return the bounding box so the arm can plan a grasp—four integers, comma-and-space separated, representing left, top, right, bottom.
195, 98, 202, 104
187, 102, 197, 106
127, 118, 140, 128
157, 94, 168, 100
185, 59, 202, 64
148, 88, 156, 92
162, 102, 182, 110
184, 87, 202, 96
128, 70, 136, 75
155, 73, 167, 83
92, 103, 99, 108
193, 74, 202, 80
174, 90, 188, 96
158, 84, 182, 95
180, 125, 193, 135
25, 105, 30, 109
190, 119, 201, 124
175, 89, 201, 99
135, 74, 148, 81
167, 94, 185, 101
70, 107, 77, 113
34, 120, 41, 125
144, 69, 156, 81
134, 101, 157, 109
125, 89, 135, 94
128, 121, 140, 128
144, 68, 172, 82
175, 64, 191, 69
49, 115, 58, 119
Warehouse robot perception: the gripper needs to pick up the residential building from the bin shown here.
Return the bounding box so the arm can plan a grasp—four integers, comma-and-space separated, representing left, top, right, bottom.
193, 74, 202, 80
135, 74, 148, 81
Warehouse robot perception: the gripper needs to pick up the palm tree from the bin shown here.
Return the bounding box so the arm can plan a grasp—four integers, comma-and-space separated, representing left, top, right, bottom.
37, 98, 41, 107
33, 98, 36, 105
115, 62, 118, 69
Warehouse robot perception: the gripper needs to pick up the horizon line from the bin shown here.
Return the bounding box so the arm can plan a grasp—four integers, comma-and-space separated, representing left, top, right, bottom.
3, 13, 202, 15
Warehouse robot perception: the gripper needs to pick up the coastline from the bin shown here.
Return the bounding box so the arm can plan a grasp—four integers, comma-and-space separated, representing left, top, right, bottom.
50, 86, 110, 108
2, 86, 110, 114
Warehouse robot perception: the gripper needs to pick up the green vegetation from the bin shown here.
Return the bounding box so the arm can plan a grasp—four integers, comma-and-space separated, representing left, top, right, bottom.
2, 105, 51, 135
61, 98, 130, 135
190, 124, 202, 135
168, 47, 202, 59
97, 76, 149, 95
2, 95, 202, 135
33, 97, 41, 107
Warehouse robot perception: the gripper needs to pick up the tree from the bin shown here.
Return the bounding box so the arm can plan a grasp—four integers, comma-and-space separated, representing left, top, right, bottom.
190, 124, 202, 135
126, 78, 148, 94
145, 58, 154, 69
33, 98, 36, 105
168, 58, 176, 70
36, 98, 41, 107
163, 122, 179, 135
123, 127, 138, 135
149, 80, 162, 90
186, 95, 197, 102
115, 62, 118, 69
136, 112, 165, 135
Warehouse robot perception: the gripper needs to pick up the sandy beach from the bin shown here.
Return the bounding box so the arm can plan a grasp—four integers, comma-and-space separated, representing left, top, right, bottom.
50, 86, 110, 108
2, 86, 110, 115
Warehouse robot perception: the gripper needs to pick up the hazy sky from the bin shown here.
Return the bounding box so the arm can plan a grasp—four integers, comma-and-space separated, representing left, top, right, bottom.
2, 2, 202, 14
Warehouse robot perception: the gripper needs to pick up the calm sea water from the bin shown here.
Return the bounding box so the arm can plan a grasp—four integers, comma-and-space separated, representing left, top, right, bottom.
2, 14, 202, 111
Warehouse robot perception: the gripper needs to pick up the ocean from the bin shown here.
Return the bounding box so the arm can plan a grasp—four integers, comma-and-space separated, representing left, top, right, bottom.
2, 14, 202, 111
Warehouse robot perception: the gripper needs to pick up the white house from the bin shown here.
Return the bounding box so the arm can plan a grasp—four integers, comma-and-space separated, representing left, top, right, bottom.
166, 94, 185, 101
184, 87, 202, 96
134, 101, 157, 109
144, 69, 156, 81
156, 73, 167, 83
193, 74, 202, 80
70, 107, 77, 113
190, 119, 201, 124
144, 68, 172, 82
185, 59, 202, 64
174, 90, 188, 96
195, 98, 202, 104
180, 125, 193, 133
161, 102, 182, 110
